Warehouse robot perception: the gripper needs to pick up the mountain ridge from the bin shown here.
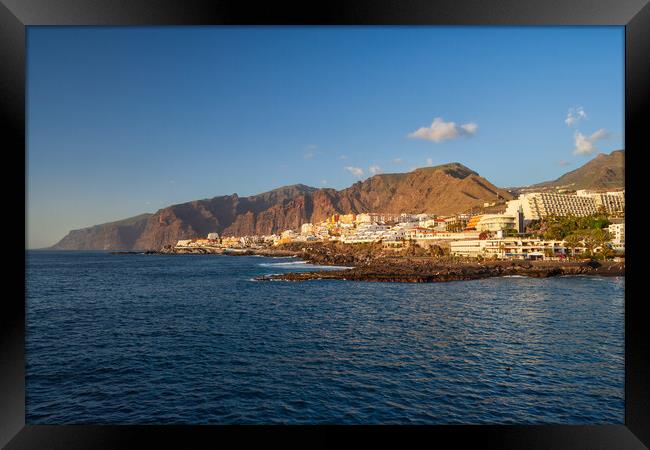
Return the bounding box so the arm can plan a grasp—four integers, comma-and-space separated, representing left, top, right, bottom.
51, 154, 625, 251
51, 162, 510, 250
510, 149, 624, 193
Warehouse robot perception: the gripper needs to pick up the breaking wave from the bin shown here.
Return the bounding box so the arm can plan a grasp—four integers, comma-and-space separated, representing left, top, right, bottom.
259, 261, 353, 270
258, 261, 309, 267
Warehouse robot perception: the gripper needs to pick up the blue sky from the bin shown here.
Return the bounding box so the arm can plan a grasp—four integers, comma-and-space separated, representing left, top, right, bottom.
27, 26, 624, 248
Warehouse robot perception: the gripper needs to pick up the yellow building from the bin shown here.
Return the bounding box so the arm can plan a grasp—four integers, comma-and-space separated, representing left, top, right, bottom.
220, 236, 241, 247
465, 215, 483, 230
339, 213, 356, 224
328, 214, 340, 224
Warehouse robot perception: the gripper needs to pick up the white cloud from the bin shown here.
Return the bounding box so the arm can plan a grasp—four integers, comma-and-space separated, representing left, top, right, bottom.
408, 117, 478, 143
573, 128, 611, 155
426, 158, 433, 166
369, 165, 382, 175
392, 158, 403, 165
590, 129, 610, 140
565, 106, 587, 127
321, 179, 328, 185
303, 144, 318, 159
460, 123, 478, 134
557, 160, 571, 167
339, 155, 348, 160
574, 133, 594, 154
345, 166, 364, 177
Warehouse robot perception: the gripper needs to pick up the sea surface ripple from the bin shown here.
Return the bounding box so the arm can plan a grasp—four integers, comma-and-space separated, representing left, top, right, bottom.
26, 251, 624, 424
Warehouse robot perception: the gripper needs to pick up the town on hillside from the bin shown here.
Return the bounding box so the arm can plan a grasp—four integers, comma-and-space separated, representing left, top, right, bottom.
173, 188, 625, 262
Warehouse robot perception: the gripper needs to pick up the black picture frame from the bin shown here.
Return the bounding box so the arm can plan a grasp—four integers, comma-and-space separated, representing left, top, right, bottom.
2, 0, 648, 448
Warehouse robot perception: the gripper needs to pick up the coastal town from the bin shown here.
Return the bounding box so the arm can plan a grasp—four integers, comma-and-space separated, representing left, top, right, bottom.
173, 188, 625, 262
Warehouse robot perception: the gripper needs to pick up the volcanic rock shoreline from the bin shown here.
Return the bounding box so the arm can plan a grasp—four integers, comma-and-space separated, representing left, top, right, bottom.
111, 241, 624, 283
256, 259, 625, 283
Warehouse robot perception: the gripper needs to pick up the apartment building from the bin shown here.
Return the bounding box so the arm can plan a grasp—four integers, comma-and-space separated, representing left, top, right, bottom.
576, 189, 625, 213
607, 222, 625, 253
341, 223, 392, 243
450, 237, 576, 260
505, 192, 598, 221
608, 222, 625, 244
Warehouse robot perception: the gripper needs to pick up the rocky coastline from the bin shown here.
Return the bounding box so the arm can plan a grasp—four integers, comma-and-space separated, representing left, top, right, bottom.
256, 259, 624, 283
112, 241, 624, 283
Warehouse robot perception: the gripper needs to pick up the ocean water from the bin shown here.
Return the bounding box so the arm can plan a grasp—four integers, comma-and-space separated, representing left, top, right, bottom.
26, 251, 625, 424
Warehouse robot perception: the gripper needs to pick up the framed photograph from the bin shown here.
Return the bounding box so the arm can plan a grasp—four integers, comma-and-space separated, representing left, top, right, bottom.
3, 0, 649, 448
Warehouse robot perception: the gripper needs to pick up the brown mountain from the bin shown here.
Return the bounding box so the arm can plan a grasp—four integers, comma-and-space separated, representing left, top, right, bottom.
512, 150, 624, 194
51, 213, 153, 250
51, 162, 512, 250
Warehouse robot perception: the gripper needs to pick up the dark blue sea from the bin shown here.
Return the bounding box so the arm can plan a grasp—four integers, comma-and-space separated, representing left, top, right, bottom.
26, 251, 625, 424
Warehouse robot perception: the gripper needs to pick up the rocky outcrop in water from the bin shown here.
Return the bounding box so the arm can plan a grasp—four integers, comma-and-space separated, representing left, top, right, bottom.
257, 259, 624, 283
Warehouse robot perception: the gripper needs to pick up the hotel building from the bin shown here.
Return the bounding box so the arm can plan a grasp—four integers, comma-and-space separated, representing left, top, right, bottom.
450, 237, 576, 260
576, 189, 625, 213
505, 192, 598, 221
506, 190, 625, 222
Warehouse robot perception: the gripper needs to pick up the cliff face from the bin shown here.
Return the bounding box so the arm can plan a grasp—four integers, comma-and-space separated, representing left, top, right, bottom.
51, 213, 153, 250
51, 163, 513, 250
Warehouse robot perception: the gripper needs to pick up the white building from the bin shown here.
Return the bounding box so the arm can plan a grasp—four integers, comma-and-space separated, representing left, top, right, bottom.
316, 225, 330, 239
355, 213, 374, 224
476, 214, 516, 232
300, 223, 315, 236
396, 221, 420, 230
450, 237, 576, 260
505, 192, 598, 221
418, 218, 437, 228
399, 213, 419, 223
577, 189, 625, 214
341, 223, 391, 243
404, 228, 480, 241
608, 222, 625, 244
608, 222, 625, 253
450, 239, 483, 257
355, 212, 403, 225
